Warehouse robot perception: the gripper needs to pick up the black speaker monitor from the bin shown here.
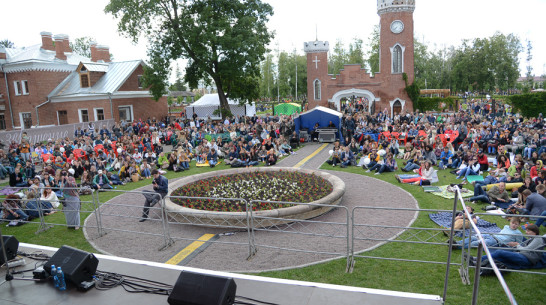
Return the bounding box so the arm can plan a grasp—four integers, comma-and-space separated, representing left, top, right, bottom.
168, 271, 237, 305
44, 245, 99, 285
0, 235, 19, 264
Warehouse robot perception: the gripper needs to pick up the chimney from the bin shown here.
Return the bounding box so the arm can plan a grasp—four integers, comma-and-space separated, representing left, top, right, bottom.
40, 31, 54, 51
90, 42, 99, 62
96, 45, 111, 63
63, 35, 72, 53
53, 34, 67, 60
0, 46, 6, 60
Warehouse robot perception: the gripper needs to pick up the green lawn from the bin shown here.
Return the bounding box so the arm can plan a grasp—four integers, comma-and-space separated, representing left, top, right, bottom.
259, 161, 545, 305
3, 157, 545, 304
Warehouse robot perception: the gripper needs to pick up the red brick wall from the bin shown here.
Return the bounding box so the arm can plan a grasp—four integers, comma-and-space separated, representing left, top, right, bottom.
118, 65, 145, 91
89, 72, 105, 87
306, 51, 329, 109
5, 70, 70, 128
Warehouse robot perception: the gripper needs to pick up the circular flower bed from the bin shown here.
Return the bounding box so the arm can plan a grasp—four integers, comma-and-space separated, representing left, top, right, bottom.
170, 171, 333, 212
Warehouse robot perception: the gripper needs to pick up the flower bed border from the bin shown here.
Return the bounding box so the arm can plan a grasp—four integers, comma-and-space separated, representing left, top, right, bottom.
164, 167, 345, 228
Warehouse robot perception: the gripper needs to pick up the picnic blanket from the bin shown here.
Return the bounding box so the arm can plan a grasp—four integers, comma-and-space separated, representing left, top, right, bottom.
0, 187, 21, 195
466, 175, 484, 183
430, 185, 473, 199
429, 212, 501, 237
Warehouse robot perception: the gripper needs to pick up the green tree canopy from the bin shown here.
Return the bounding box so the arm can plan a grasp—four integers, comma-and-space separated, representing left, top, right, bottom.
0, 39, 14, 48
105, 0, 274, 118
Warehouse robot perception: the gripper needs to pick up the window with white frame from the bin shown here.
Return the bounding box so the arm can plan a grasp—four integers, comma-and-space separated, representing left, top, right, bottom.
13, 81, 21, 96
391, 44, 404, 74
314, 79, 321, 100
19, 112, 32, 129
137, 75, 144, 88
79, 109, 89, 123
21, 80, 29, 95
94, 108, 105, 121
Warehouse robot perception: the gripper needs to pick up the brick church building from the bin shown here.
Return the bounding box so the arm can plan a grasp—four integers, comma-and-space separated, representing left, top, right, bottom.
0, 32, 167, 131
305, 0, 415, 117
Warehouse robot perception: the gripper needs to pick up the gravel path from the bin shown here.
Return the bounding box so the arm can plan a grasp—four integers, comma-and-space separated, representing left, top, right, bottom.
84, 143, 418, 272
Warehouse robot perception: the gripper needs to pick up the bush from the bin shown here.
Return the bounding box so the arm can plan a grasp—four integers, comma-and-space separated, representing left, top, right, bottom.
508, 92, 546, 117
415, 97, 456, 112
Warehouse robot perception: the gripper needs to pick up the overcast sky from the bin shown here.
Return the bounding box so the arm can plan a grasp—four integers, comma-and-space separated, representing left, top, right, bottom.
2, 0, 544, 77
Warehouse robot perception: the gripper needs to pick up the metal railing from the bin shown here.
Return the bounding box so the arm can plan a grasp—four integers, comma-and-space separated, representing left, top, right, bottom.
3, 185, 545, 304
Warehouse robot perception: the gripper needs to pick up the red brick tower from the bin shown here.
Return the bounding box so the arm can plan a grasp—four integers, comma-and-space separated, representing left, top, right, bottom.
304, 41, 329, 109
378, 0, 415, 84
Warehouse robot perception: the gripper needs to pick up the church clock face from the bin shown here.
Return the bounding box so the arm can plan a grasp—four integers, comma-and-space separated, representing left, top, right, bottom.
390, 20, 404, 34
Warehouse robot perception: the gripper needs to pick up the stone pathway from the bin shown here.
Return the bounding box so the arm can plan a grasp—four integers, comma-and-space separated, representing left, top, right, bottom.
84, 142, 418, 272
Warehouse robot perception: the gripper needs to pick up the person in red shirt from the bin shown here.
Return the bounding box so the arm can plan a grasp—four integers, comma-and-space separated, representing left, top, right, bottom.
477, 150, 489, 172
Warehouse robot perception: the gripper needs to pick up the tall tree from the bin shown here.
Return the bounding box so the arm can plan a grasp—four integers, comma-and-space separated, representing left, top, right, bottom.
365, 25, 380, 75
328, 39, 348, 76
258, 52, 275, 100
70, 36, 94, 58
0, 39, 14, 48
169, 63, 187, 91
526, 40, 534, 90
105, 0, 274, 118
70, 36, 115, 60
347, 38, 365, 67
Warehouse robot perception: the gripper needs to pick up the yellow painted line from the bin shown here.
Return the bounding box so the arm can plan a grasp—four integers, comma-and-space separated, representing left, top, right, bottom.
293, 143, 329, 168
165, 234, 216, 265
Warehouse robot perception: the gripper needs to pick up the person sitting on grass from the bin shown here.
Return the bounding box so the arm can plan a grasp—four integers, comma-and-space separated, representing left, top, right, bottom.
396, 160, 434, 185
466, 181, 511, 206
2, 194, 29, 223
452, 217, 523, 250
467, 225, 545, 273
510, 186, 546, 219
340, 146, 354, 168
327, 147, 342, 167
363, 148, 381, 170
368, 153, 397, 175
266, 149, 277, 166
140, 159, 152, 178
456, 155, 480, 180
438, 146, 453, 170
400, 150, 422, 172
207, 148, 218, 168
444, 206, 478, 235
93, 169, 113, 190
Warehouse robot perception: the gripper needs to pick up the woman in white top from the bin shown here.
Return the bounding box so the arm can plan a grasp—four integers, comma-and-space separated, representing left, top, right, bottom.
40, 187, 60, 214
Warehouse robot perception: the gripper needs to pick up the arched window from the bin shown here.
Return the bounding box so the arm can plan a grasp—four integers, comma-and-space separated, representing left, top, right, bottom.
314, 79, 321, 100
392, 45, 402, 73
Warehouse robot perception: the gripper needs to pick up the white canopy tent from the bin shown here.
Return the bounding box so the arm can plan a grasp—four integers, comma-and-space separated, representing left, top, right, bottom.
185, 94, 256, 119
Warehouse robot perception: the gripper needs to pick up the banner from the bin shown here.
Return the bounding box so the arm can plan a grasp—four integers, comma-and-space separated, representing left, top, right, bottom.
0, 119, 115, 146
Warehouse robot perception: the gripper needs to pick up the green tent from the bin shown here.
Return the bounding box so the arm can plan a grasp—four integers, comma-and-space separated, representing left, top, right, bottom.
274, 103, 302, 115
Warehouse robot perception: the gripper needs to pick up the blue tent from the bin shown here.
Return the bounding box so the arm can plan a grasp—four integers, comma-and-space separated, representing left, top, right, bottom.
294, 106, 344, 143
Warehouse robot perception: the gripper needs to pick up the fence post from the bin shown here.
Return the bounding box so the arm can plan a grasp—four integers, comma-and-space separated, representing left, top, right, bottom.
34, 198, 51, 234
443, 187, 460, 301
472, 243, 484, 305
247, 200, 257, 260
92, 190, 105, 237
158, 196, 174, 251
345, 207, 352, 273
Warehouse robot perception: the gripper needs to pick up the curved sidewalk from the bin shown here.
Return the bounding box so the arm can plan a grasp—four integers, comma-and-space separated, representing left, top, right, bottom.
84, 144, 418, 272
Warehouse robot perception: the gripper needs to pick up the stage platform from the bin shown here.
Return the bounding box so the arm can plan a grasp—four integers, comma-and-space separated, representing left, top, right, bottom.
0, 243, 443, 305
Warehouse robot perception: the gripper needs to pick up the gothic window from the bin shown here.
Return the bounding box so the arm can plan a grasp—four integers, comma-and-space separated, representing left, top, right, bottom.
314, 79, 321, 100
392, 45, 403, 74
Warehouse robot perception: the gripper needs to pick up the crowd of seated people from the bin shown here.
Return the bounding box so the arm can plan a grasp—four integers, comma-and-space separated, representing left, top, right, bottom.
1, 99, 546, 270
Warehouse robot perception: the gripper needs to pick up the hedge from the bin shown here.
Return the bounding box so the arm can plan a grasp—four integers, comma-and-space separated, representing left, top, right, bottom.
414, 97, 456, 112
508, 92, 546, 118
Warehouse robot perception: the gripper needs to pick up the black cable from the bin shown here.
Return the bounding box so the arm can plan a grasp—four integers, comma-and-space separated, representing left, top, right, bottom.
235, 295, 280, 305
94, 270, 173, 295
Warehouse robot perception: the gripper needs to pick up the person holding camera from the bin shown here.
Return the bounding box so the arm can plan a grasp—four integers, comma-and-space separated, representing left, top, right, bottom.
139, 169, 169, 222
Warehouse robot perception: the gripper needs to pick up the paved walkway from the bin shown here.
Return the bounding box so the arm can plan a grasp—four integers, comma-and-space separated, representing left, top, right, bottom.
84, 142, 418, 272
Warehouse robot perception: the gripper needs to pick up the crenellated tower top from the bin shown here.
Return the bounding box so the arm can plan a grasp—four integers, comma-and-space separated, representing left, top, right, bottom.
377, 0, 415, 15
